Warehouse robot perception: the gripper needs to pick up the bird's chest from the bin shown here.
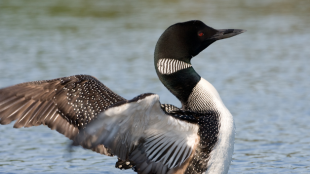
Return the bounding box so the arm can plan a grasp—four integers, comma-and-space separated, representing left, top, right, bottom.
184, 113, 220, 174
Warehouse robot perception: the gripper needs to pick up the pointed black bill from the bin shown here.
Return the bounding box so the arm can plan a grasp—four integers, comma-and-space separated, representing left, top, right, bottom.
211, 29, 246, 40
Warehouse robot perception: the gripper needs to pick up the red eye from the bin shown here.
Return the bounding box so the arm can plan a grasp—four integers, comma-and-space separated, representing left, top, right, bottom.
198, 32, 204, 37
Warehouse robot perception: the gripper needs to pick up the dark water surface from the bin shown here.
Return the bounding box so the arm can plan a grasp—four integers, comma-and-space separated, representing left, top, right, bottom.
0, 0, 309, 173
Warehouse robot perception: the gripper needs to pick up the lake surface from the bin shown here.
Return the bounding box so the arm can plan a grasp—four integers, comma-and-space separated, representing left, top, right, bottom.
0, 0, 309, 173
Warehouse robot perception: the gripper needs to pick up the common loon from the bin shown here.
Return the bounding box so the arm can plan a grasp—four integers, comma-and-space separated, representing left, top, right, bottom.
0, 20, 244, 174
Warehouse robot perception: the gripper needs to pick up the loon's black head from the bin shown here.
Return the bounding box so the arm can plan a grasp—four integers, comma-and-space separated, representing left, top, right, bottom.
154, 20, 245, 63
154, 20, 245, 106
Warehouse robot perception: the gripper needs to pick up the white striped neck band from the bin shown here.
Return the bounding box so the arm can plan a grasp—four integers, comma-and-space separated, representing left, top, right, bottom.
157, 58, 192, 75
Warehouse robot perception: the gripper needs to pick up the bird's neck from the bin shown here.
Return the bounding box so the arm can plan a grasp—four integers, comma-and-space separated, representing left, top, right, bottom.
154, 57, 201, 108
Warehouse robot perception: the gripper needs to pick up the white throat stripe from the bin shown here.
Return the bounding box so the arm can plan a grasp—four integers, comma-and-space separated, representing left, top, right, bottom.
157, 58, 192, 75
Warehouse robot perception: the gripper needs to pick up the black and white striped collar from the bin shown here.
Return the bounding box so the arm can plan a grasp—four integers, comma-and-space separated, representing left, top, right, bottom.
157, 58, 192, 75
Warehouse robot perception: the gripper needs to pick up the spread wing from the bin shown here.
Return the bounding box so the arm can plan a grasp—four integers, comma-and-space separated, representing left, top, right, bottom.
0, 75, 126, 155
73, 94, 200, 174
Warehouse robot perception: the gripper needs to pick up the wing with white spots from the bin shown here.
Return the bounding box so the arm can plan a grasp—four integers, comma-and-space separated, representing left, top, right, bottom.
0, 75, 125, 155
73, 93, 200, 174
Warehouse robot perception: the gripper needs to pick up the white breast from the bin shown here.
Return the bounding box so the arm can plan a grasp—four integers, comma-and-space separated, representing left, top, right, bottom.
188, 78, 235, 174
206, 107, 235, 174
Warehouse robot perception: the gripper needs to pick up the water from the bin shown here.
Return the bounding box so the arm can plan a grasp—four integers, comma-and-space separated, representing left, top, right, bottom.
0, 0, 309, 173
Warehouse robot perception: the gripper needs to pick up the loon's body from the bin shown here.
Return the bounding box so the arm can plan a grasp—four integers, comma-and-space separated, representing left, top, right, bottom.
0, 21, 244, 174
